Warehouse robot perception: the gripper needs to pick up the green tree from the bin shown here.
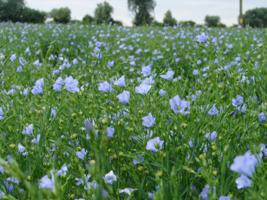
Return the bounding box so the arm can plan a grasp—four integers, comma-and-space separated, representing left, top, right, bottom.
21, 8, 46, 23
128, 0, 156, 26
94, 1, 113, 24
50, 7, 71, 23
0, 0, 25, 22
179, 20, 196, 27
82, 14, 94, 24
163, 10, 177, 26
244, 8, 267, 28
205, 15, 221, 27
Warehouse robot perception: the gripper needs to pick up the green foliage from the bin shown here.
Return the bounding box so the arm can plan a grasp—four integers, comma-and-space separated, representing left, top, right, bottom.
163, 10, 177, 26
0, 0, 25, 22
21, 8, 46, 24
152, 20, 163, 27
128, 0, 156, 26
82, 14, 94, 24
94, 1, 113, 24
50, 7, 71, 24
244, 8, 267, 28
205, 15, 221, 27
179, 20, 196, 27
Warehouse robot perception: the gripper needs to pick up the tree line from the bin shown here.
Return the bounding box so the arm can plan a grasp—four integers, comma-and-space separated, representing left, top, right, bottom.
0, 0, 266, 28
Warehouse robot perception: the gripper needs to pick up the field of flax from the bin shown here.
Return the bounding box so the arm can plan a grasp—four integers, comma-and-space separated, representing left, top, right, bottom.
0, 23, 266, 199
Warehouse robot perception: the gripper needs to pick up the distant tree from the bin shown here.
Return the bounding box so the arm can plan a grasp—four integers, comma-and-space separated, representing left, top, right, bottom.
82, 14, 94, 24
111, 19, 123, 26
94, 1, 113, 24
179, 20, 196, 27
128, 0, 156, 26
50, 7, 71, 23
21, 8, 46, 23
205, 15, 221, 27
152, 20, 163, 27
244, 8, 267, 28
163, 10, 177, 26
0, 0, 25, 22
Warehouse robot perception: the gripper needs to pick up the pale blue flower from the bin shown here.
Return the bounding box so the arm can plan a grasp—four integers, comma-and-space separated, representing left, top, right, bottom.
133, 154, 144, 165
142, 113, 156, 128
197, 33, 209, 43
0, 107, 4, 120
10, 54, 16, 62
135, 83, 151, 95
258, 112, 266, 122
57, 164, 68, 177
53, 77, 64, 92
17, 144, 26, 153
98, 81, 112, 92
141, 65, 151, 77
23, 88, 29, 96
208, 104, 219, 116
50, 107, 57, 118
76, 148, 87, 160
159, 89, 167, 96
39, 174, 55, 190
169, 95, 190, 115
31, 78, 44, 95
199, 184, 209, 200
31, 134, 41, 144
146, 137, 164, 152
114, 76, 126, 87
160, 70, 175, 80
205, 131, 217, 142
236, 175, 251, 189
117, 90, 130, 104
106, 127, 115, 138
103, 170, 117, 184
65, 76, 80, 93
22, 124, 33, 135
119, 188, 137, 195
219, 196, 231, 200
232, 95, 244, 110
193, 69, 199, 76
230, 151, 258, 177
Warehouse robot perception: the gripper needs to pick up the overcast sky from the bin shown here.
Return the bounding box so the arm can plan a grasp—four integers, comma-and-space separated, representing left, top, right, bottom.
26, 0, 267, 26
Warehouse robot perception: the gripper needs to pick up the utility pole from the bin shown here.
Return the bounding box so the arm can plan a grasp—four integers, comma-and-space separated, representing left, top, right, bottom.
239, 0, 243, 26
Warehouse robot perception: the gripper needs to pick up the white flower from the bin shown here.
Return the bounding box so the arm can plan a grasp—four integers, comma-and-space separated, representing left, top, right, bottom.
103, 170, 117, 184
146, 137, 164, 152
117, 91, 130, 104
142, 113, 156, 128
39, 174, 55, 190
